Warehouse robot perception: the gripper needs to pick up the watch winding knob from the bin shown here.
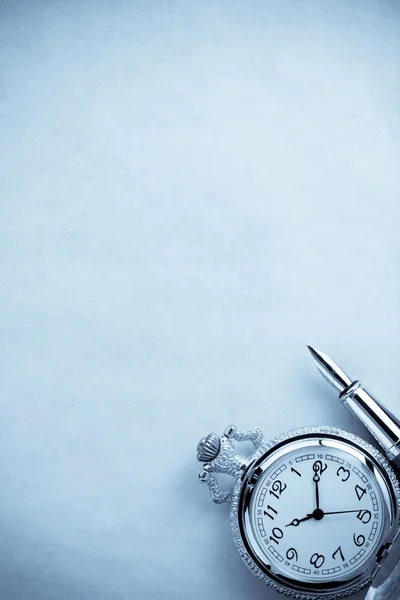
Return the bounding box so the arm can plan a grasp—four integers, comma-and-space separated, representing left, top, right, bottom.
197, 433, 221, 462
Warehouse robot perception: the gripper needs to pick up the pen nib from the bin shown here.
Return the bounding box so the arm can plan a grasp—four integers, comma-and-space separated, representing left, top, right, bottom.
307, 346, 352, 393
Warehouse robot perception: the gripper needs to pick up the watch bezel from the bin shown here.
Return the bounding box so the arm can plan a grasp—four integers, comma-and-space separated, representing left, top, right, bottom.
230, 426, 400, 599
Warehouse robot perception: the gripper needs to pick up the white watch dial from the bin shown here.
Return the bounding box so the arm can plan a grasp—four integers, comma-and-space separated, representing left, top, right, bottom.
249, 438, 386, 583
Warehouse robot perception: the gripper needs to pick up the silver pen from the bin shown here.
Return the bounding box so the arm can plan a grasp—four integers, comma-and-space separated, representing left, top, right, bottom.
308, 346, 400, 469
308, 346, 400, 599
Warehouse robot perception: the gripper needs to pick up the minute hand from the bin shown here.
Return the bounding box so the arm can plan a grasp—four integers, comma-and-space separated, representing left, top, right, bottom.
323, 509, 366, 516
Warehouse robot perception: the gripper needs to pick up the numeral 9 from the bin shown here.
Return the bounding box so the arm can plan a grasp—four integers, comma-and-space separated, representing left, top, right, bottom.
286, 547, 299, 562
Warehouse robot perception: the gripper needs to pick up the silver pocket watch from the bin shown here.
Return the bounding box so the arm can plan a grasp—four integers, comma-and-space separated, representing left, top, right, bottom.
195, 348, 400, 599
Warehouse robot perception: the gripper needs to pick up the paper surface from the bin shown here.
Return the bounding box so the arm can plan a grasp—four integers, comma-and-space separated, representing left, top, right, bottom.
0, 1, 399, 599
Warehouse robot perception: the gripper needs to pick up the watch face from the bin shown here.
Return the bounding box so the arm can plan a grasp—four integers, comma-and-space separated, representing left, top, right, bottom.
239, 432, 397, 593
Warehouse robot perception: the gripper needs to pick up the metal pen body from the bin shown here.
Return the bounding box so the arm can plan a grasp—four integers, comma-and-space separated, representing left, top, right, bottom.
308, 346, 400, 598
308, 346, 400, 469
340, 381, 400, 468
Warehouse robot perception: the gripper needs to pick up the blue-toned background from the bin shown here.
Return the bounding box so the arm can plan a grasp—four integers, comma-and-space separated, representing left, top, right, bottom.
0, 1, 399, 599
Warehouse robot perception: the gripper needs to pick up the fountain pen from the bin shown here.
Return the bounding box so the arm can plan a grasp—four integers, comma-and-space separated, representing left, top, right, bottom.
308, 346, 400, 469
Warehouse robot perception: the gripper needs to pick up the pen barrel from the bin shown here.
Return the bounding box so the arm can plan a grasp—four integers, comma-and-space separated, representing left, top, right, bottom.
340, 381, 400, 468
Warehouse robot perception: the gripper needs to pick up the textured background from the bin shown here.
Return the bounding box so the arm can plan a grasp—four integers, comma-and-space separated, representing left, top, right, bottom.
0, 1, 399, 599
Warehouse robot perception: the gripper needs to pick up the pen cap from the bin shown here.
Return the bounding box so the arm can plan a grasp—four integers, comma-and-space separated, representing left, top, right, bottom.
340, 381, 400, 468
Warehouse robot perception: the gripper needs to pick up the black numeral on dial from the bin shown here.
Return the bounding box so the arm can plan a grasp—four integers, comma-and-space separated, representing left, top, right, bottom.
269, 480, 287, 500
355, 485, 367, 501
313, 461, 328, 476
353, 533, 366, 547
337, 467, 350, 482
357, 510, 372, 524
310, 553, 325, 569
332, 546, 345, 561
264, 505, 277, 520
270, 527, 283, 545
291, 467, 301, 477
286, 547, 299, 562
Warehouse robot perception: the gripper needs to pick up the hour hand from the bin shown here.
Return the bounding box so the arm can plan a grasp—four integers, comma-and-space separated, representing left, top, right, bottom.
285, 514, 313, 527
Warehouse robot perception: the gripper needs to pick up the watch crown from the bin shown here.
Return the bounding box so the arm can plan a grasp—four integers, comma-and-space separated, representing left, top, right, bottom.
197, 433, 221, 462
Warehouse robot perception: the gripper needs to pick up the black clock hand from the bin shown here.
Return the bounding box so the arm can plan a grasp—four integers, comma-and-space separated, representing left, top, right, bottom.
323, 509, 367, 516
312, 460, 325, 511
285, 507, 367, 527
315, 475, 320, 510
285, 515, 314, 527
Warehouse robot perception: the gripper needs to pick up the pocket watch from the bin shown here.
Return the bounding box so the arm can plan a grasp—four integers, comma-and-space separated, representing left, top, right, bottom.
196, 347, 400, 599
